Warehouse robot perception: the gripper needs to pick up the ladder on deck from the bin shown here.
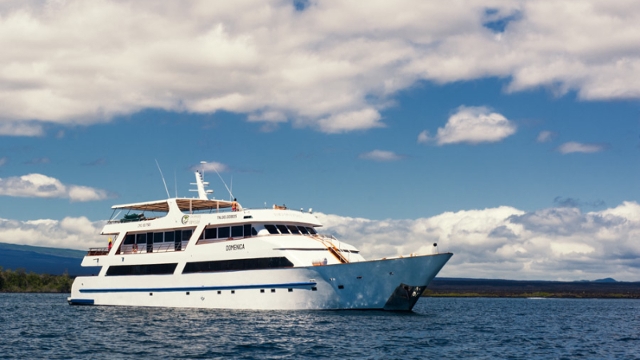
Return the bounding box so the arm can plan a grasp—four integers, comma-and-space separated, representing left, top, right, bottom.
316, 236, 349, 264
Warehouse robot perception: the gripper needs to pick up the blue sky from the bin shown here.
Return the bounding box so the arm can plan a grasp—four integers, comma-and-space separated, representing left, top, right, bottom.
0, 1, 639, 281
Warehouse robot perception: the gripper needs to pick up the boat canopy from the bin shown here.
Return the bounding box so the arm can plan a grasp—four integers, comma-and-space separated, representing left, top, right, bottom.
111, 198, 234, 212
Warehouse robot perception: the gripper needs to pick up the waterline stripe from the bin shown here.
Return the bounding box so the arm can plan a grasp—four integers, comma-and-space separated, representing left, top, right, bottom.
67, 298, 95, 305
79, 281, 316, 293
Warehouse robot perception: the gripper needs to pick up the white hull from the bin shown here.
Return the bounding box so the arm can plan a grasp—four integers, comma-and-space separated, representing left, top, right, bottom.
68, 253, 451, 311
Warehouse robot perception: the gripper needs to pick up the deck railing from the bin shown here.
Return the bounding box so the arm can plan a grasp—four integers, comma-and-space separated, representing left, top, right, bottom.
87, 247, 109, 256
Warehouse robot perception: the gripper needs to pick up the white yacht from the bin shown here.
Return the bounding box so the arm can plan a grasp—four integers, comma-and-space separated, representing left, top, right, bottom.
68, 170, 452, 311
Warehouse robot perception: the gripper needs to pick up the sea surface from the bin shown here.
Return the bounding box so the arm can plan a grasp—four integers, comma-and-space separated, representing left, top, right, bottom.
0, 294, 638, 359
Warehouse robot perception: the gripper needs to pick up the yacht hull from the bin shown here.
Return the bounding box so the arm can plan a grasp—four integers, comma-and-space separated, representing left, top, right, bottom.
68, 252, 451, 311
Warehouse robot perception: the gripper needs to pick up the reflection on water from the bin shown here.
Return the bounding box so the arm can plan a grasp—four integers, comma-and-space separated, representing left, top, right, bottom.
0, 294, 638, 359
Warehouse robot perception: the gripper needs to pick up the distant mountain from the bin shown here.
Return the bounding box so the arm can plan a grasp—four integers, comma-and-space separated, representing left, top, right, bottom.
0, 242, 98, 276
594, 277, 617, 283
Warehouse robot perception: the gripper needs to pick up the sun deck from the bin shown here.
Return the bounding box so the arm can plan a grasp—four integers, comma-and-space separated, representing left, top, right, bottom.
107, 198, 236, 224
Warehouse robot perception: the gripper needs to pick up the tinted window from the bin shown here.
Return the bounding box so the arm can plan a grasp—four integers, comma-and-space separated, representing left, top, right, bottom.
306, 227, 317, 234
124, 234, 135, 244
276, 225, 290, 234
205, 228, 217, 239
244, 224, 252, 237
153, 232, 164, 243
264, 225, 278, 234
297, 226, 309, 234
231, 225, 243, 238
183, 257, 294, 273
136, 233, 147, 244
287, 225, 300, 234
164, 231, 175, 243
182, 230, 192, 241
106, 263, 177, 276
218, 227, 230, 238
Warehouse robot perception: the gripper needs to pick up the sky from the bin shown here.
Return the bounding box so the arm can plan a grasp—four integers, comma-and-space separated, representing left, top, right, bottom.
0, 0, 639, 281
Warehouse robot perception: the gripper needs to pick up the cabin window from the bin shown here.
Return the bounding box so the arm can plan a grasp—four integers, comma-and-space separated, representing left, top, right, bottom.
164, 231, 174, 243
297, 226, 309, 235
306, 227, 317, 234
276, 225, 290, 234
106, 263, 177, 276
205, 228, 217, 239
287, 225, 300, 234
124, 234, 135, 245
136, 233, 147, 244
183, 257, 294, 273
264, 225, 279, 234
244, 224, 252, 237
231, 225, 243, 238
153, 232, 164, 243
251, 227, 258, 236
182, 229, 192, 241
218, 227, 230, 238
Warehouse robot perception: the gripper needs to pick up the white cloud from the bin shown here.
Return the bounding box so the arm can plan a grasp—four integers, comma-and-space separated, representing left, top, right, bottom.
0, 173, 108, 202
0, 217, 105, 249
423, 106, 517, 145
316, 108, 384, 133
317, 201, 640, 281
536, 130, 555, 143
1, 1, 639, 135
0, 122, 44, 137
417, 130, 430, 144
557, 141, 606, 154
3, 200, 640, 280
194, 161, 229, 173
359, 150, 403, 162
0, 157, 7, 166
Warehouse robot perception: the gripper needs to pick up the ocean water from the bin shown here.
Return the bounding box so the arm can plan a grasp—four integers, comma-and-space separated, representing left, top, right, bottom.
0, 294, 638, 359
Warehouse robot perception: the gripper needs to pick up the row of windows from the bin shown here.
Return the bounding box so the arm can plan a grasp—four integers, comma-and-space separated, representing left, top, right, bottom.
264, 224, 317, 236
120, 223, 319, 249
105, 257, 293, 276
183, 257, 294, 273
123, 229, 194, 245
202, 224, 254, 241
105, 263, 178, 276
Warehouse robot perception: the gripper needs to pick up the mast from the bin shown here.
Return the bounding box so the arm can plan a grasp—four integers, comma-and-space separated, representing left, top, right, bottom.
191, 170, 212, 200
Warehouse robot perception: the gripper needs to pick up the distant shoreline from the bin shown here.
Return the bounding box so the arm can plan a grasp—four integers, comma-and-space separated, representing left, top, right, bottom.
423, 278, 640, 299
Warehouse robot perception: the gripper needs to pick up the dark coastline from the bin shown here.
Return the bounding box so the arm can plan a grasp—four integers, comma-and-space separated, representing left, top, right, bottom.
424, 278, 640, 299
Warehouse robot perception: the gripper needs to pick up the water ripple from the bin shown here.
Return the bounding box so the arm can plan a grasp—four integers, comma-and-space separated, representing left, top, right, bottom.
0, 294, 639, 359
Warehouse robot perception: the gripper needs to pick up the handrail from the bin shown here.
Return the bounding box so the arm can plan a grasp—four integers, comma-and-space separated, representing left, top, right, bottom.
312, 235, 349, 264
87, 247, 109, 256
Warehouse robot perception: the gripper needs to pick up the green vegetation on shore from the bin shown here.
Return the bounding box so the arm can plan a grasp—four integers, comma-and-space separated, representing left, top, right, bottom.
0, 267, 72, 293
422, 278, 640, 299
422, 290, 639, 298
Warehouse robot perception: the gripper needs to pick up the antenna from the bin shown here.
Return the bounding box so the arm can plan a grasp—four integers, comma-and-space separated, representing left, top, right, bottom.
155, 159, 171, 198
203, 160, 234, 199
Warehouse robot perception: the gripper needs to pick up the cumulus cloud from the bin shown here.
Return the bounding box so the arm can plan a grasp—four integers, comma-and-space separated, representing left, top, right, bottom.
0, 217, 104, 249
317, 201, 640, 281
557, 141, 606, 154
1, 1, 640, 135
3, 200, 640, 281
421, 106, 517, 145
0, 173, 108, 201
359, 150, 403, 162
